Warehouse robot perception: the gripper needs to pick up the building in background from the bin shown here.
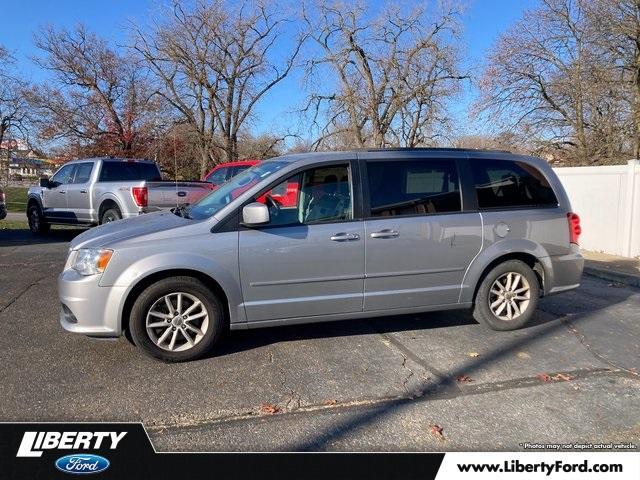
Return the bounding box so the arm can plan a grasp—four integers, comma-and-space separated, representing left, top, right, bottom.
0, 138, 62, 183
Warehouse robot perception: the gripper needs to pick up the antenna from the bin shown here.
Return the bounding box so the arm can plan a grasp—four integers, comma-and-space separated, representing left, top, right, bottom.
173, 126, 178, 210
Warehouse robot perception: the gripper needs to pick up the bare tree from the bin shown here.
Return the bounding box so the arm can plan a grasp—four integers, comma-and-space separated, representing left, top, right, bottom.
0, 46, 30, 151
29, 24, 160, 157
475, 0, 630, 165
132, 0, 304, 176
302, 0, 466, 150
589, 0, 640, 158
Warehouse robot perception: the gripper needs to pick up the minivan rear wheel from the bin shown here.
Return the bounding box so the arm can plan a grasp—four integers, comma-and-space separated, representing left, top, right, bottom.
129, 276, 224, 362
473, 260, 540, 331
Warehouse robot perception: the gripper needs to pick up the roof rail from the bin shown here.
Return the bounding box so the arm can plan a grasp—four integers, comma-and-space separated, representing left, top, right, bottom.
359, 147, 512, 154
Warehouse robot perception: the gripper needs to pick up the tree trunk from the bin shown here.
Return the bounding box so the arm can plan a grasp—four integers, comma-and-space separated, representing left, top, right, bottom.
222, 134, 237, 163
199, 146, 210, 179
634, 53, 640, 159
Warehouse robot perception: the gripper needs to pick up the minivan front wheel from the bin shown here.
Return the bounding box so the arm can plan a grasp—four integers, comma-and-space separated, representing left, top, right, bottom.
129, 277, 224, 362
473, 260, 540, 331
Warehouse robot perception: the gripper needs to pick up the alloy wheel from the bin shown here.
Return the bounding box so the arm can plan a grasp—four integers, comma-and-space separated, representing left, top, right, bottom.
145, 292, 209, 352
488, 272, 531, 321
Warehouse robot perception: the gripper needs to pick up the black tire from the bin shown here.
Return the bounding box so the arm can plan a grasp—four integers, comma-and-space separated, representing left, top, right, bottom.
100, 207, 122, 224
129, 276, 224, 362
473, 259, 540, 331
27, 204, 51, 235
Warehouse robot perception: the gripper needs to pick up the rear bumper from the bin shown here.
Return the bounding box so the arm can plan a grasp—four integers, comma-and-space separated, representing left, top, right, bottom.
121, 206, 163, 219
58, 269, 126, 337
546, 244, 584, 294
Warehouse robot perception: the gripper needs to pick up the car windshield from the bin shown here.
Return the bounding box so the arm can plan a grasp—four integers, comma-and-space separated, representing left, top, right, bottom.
188, 160, 288, 220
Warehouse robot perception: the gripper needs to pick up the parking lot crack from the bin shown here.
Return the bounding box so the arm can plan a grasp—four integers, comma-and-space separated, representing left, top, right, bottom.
0, 276, 46, 314
562, 318, 639, 378
377, 331, 459, 395
146, 368, 633, 433
399, 353, 415, 396
270, 352, 302, 411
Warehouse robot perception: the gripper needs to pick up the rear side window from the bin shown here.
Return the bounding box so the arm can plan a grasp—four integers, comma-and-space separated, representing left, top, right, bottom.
72, 163, 94, 184
471, 160, 558, 209
98, 161, 162, 182
367, 160, 461, 217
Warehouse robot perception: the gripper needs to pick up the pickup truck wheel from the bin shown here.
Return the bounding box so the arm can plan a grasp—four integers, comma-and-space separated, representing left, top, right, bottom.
100, 207, 122, 224
472, 260, 539, 331
129, 276, 224, 362
28, 205, 50, 235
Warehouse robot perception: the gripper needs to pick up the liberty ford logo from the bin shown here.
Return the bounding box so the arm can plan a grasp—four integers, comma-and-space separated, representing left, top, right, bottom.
55, 454, 110, 474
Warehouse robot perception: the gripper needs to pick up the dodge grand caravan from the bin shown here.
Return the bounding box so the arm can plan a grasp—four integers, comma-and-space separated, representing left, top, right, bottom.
59, 148, 584, 362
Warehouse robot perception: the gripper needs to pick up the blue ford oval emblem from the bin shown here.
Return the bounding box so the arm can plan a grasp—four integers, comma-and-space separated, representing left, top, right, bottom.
55, 454, 110, 474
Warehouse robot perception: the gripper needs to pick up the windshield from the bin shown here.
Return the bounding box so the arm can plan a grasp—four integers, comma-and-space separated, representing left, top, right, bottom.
188, 160, 288, 220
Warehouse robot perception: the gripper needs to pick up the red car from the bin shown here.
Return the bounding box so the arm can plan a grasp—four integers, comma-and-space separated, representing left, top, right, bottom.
202, 160, 260, 186
204, 159, 298, 208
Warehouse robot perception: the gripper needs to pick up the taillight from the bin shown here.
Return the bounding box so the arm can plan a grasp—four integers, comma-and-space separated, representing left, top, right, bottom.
132, 186, 148, 207
0, 192, 5, 203
567, 212, 581, 244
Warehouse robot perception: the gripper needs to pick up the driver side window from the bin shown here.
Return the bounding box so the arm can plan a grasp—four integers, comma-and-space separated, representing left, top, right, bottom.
255, 165, 352, 227
50, 164, 75, 187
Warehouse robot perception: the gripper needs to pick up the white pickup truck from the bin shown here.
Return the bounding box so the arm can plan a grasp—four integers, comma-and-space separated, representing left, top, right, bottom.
26, 157, 215, 234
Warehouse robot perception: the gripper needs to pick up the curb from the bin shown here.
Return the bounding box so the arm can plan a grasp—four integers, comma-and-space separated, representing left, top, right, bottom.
584, 266, 640, 288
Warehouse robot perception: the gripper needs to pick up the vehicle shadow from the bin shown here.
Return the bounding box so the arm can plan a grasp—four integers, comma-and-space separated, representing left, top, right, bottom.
0, 227, 86, 246
214, 292, 577, 359
216, 310, 476, 358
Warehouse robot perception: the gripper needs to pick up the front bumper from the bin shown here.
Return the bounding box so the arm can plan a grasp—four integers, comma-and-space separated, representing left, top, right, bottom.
58, 269, 127, 337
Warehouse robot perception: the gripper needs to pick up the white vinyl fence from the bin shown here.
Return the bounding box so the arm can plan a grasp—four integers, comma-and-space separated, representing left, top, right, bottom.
553, 160, 640, 258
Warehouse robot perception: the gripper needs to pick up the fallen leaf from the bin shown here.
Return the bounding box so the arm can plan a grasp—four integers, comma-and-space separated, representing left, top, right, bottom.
516, 351, 531, 359
324, 399, 338, 406
537, 373, 551, 382
429, 424, 445, 441
552, 373, 573, 382
260, 403, 281, 414
456, 375, 473, 383
468, 352, 480, 358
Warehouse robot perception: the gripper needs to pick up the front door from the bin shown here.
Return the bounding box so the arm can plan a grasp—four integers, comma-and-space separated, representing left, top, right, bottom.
42, 164, 75, 218
239, 163, 365, 322
362, 157, 482, 311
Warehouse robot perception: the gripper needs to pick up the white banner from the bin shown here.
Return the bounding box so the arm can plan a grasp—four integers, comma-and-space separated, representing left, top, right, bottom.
437, 452, 640, 480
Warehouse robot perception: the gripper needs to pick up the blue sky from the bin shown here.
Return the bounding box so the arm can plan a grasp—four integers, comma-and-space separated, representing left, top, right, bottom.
0, 0, 537, 138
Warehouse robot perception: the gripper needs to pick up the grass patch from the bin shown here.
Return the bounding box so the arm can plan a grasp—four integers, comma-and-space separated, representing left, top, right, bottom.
0, 220, 28, 230
3, 186, 28, 212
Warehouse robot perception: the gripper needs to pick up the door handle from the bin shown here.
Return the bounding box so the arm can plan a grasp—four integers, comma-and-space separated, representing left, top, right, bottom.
80, 190, 87, 194
330, 232, 360, 241
59, 191, 66, 194
370, 229, 399, 239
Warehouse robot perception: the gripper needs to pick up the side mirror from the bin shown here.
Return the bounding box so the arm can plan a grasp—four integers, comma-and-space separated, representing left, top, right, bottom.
242, 202, 270, 226
39, 177, 51, 188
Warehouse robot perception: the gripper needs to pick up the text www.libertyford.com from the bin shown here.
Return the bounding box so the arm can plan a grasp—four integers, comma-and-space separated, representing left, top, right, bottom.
457, 460, 623, 476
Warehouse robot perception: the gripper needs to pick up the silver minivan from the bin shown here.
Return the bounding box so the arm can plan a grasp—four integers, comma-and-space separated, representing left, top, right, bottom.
59, 149, 584, 362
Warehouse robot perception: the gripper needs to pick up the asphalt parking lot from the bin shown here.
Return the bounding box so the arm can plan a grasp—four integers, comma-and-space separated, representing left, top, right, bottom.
1, 227, 639, 452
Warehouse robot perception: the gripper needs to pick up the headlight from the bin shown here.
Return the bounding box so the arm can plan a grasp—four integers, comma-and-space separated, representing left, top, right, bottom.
72, 249, 113, 276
